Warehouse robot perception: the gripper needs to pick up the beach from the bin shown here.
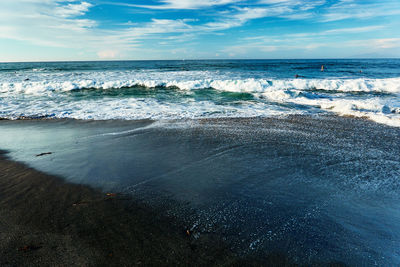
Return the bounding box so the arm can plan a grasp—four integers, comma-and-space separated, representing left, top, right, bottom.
0, 150, 246, 266
1, 0, 400, 263
1, 115, 399, 265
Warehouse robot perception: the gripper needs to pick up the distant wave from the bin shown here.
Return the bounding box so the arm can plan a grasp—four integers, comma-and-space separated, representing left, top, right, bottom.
2, 77, 400, 95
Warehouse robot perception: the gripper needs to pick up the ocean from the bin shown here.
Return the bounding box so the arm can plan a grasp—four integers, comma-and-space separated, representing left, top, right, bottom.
1, 59, 400, 126
1, 59, 400, 265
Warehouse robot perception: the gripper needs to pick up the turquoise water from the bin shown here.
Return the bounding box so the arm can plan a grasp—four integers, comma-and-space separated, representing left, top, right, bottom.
1, 59, 400, 125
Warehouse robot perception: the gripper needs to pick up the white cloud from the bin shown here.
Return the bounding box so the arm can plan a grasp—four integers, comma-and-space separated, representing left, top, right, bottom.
55, 1, 92, 18
347, 38, 400, 49
324, 26, 384, 34
234, 7, 270, 21
373, 38, 400, 49
222, 24, 393, 57
1, 0, 259, 55
0, 0, 97, 47
119, 0, 325, 21
257, 0, 325, 17
1, 0, 398, 61
114, 7, 271, 42
321, 0, 400, 22
201, 7, 269, 31
127, 0, 241, 10
241, 25, 386, 44
97, 50, 119, 59
0, 0, 140, 59
115, 19, 193, 42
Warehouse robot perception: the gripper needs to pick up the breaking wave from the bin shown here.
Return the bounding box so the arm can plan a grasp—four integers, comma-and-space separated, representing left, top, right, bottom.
1, 77, 400, 94
1, 67, 399, 127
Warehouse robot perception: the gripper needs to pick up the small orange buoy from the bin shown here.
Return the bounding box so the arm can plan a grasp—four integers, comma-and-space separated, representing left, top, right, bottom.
186, 230, 190, 236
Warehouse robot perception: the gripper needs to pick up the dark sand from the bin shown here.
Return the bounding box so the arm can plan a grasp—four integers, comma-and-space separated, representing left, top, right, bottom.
1, 115, 399, 266
0, 151, 296, 266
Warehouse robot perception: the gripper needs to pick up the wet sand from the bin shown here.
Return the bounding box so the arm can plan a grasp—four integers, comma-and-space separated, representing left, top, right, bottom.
0, 151, 298, 266
0, 151, 225, 266
1, 115, 399, 266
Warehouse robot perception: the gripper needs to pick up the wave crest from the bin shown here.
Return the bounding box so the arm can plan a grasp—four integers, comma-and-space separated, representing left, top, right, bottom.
1, 77, 400, 95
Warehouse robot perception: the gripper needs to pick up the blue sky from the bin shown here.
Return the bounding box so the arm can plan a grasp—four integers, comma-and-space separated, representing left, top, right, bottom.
0, 0, 399, 61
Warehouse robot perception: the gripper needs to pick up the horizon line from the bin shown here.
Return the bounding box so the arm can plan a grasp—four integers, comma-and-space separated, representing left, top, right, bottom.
1, 57, 399, 64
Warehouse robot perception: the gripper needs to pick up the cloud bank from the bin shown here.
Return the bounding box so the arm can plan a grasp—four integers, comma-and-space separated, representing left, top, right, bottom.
0, 0, 399, 60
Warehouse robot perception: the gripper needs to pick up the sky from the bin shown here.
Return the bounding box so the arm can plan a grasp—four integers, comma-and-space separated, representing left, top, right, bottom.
0, 0, 399, 61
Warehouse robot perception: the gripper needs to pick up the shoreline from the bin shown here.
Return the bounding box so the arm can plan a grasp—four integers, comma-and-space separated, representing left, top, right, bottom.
0, 112, 398, 130
1, 115, 399, 265
0, 150, 297, 266
0, 150, 233, 265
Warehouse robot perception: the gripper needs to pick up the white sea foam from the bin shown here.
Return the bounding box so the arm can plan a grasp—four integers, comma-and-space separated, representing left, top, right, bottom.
1, 70, 399, 127
1, 76, 400, 94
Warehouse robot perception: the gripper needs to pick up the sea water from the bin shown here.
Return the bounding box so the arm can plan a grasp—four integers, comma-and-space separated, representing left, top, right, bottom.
1, 59, 400, 126
1, 60, 400, 265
